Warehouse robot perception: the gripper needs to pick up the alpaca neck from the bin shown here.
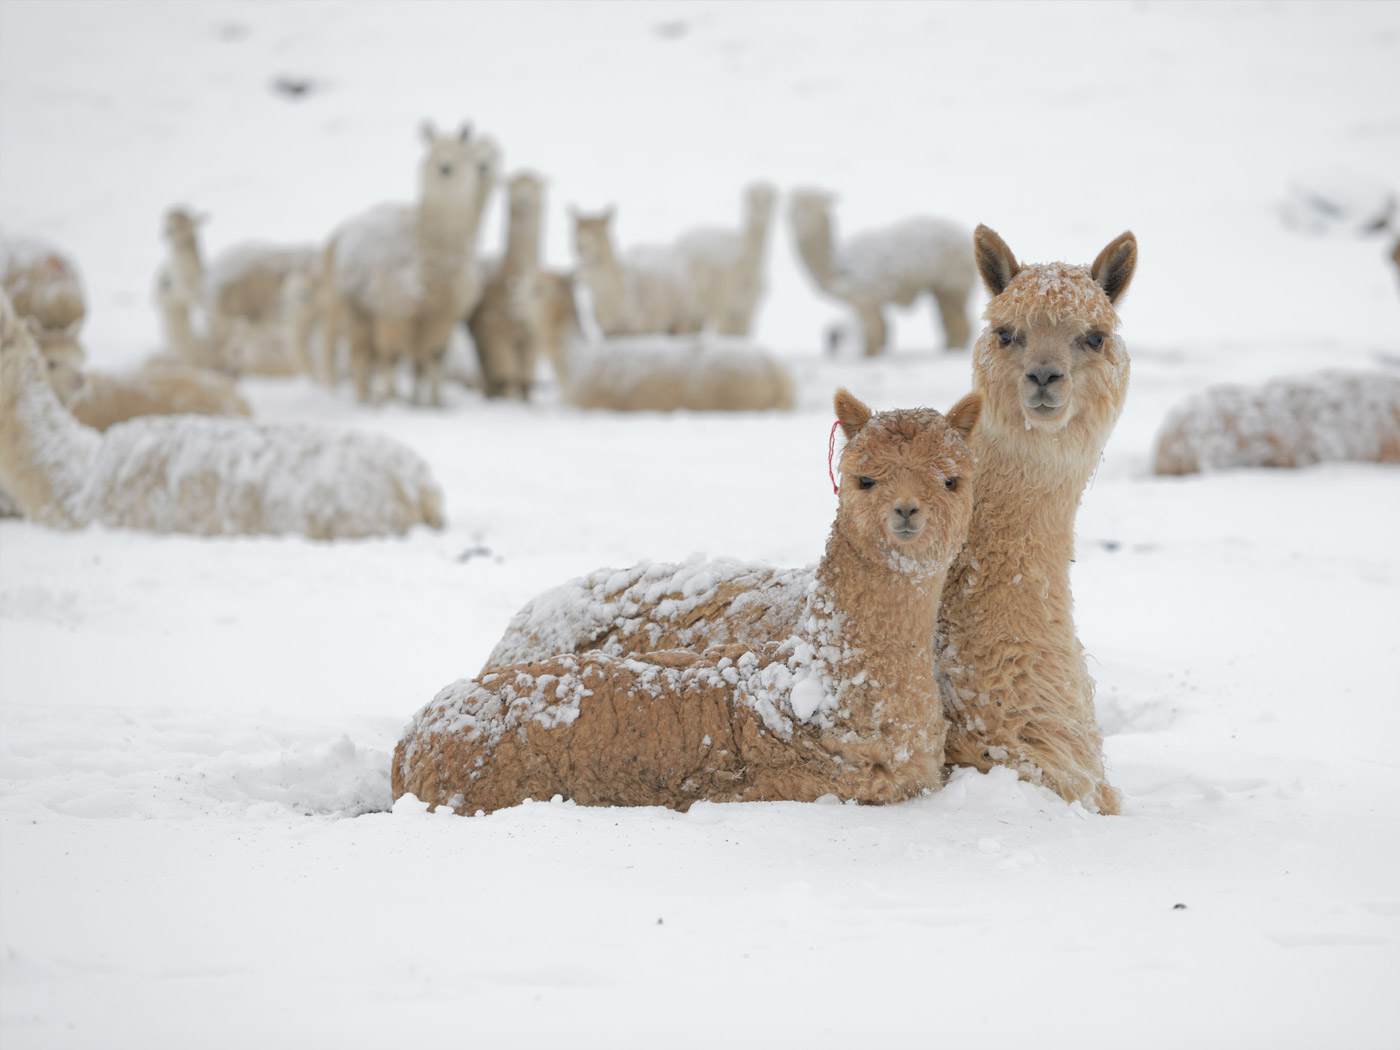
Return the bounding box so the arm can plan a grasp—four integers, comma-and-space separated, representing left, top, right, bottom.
416, 191, 480, 284
501, 207, 542, 279
739, 206, 773, 269
168, 235, 204, 298
792, 209, 836, 292
0, 338, 99, 526
805, 524, 945, 733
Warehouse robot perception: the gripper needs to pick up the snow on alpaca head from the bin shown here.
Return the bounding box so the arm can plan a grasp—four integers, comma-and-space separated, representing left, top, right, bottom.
972, 226, 1135, 448
416, 121, 488, 219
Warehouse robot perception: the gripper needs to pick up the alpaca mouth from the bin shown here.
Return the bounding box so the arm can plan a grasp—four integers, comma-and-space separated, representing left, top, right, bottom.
890, 524, 924, 542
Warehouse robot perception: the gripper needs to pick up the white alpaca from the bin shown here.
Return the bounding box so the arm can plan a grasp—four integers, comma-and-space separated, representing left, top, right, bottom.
393, 388, 980, 814
788, 188, 975, 356
571, 206, 706, 337
1151, 369, 1400, 474
674, 181, 778, 336
0, 291, 445, 539
520, 271, 795, 412
322, 121, 500, 405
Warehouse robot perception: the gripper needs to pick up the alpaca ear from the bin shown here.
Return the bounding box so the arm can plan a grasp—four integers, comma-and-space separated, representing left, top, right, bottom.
974, 225, 1020, 297
1091, 231, 1137, 304
833, 387, 872, 439
420, 120, 439, 146
458, 121, 473, 143
946, 391, 982, 441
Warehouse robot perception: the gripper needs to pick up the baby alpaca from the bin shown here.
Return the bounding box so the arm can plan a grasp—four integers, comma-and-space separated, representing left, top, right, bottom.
1151, 369, 1400, 474
519, 270, 794, 412
0, 290, 444, 539
789, 188, 974, 356
393, 388, 980, 813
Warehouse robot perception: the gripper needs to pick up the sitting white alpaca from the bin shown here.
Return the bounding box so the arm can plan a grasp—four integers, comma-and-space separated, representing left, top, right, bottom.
519, 270, 794, 412
673, 181, 778, 337
321, 121, 500, 406
788, 188, 975, 356
1, 232, 86, 336
484, 227, 1136, 815
571, 206, 706, 337
1152, 369, 1400, 474
393, 387, 980, 813
0, 290, 445, 539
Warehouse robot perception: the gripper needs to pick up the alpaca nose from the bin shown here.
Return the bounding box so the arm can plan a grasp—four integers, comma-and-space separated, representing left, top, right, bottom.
894, 500, 920, 523
1026, 364, 1064, 388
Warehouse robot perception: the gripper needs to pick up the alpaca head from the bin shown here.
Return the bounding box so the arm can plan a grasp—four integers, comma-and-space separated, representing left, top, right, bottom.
162, 207, 205, 249
571, 207, 616, 268
972, 226, 1135, 444
788, 188, 834, 233
746, 181, 778, 221
417, 121, 487, 210
507, 172, 545, 222
832, 387, 979, 573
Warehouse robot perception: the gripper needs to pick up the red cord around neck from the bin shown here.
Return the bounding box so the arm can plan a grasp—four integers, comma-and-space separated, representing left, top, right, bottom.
828, 420, 841, 495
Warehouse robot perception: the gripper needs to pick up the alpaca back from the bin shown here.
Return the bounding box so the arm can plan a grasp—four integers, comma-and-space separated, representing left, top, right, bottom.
69, 363, 252, 432
82, 416, 443, 538
329, 203, 421, 319
1152, 369, 1400, 474
206, 242, 318, 323
837, 217, 974, 304
566, 335, 795, 412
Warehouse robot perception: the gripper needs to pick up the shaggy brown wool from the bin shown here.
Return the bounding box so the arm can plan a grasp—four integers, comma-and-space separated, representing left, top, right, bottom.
393, 389, 980, 813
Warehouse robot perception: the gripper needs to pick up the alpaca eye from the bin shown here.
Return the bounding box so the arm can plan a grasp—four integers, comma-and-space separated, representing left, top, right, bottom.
1085, 332, 1105, 350
858, 476, 876, 489
944, 477, 959, 491
996, 330, 1013, 347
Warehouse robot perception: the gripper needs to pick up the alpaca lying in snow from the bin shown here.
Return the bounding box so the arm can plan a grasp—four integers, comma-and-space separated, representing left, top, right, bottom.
788, 188, 975, 356
484, 227, 1135, 815
0, 290, 445, 539
518, 271, 794, 412
1, 232, 86, 336
65, 361, 253, 432
1151, 369, 1400, 474
393, 387, 980, 813
322, 121, 500, 405
571, 206, 706, 337
674, 181, 778, 337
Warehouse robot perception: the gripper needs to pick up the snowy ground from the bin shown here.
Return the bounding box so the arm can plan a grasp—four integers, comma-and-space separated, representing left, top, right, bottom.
2, 2, 1399, 1046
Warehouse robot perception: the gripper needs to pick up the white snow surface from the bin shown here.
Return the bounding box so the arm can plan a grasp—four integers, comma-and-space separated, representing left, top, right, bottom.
1, 1, 1399, 1046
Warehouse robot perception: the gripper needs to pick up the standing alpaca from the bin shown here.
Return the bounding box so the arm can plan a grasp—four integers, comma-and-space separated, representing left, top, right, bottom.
467, 171, 545, 400
518, 270, 794, 412
483, 228, 1136, 815
934, 225, 1136, 815
788, 188, 974, 356
1151, 369, 1400, 474
571, 207, 706, 337
0, 291, 444, 539
321, 121, 499, 405
675, 181, 779, 336
393, 388, 979, 813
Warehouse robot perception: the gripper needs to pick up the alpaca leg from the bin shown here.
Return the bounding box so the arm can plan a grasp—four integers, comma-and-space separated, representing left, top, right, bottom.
933, 287, 971, 351
856, 305, 888, 357
347, 315, 375, 404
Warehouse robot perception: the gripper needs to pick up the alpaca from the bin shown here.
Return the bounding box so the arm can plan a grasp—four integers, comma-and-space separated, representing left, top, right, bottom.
467, 171, 545, 400
393, 387, 980, 814
1151, 370, 1400, 474
571, 207, 706, 337
788, 188, 975, 356
519, 270, 795, 412
934, 225, 1137, 815
204, 240, 319, 373
483, 227, 1136, 815
321, 121, 500, 406
674, 181, 778, 336
65, 361, 253, 432
0, 233, 86, 335
0, 290, 445, 539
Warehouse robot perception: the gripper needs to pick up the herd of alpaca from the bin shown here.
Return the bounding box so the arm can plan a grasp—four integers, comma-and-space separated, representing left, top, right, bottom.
400, 227, 1135, 815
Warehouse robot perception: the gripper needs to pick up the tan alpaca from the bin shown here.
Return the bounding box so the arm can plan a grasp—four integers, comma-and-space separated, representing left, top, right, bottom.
321, 122, 500, 406
571, 207, 706, 336
393, 388, 980, 814
0, 290, 444, 539
788, 188, 975, 356
675, 181, 778, 336
934, 225, 1137, 815
467, 171, 545, 400
1152, 370, 1400, 474
1, 233, 86, 335
66, 362, 253, 432
484, 228, 1136, 815
518, 270, 795, 412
